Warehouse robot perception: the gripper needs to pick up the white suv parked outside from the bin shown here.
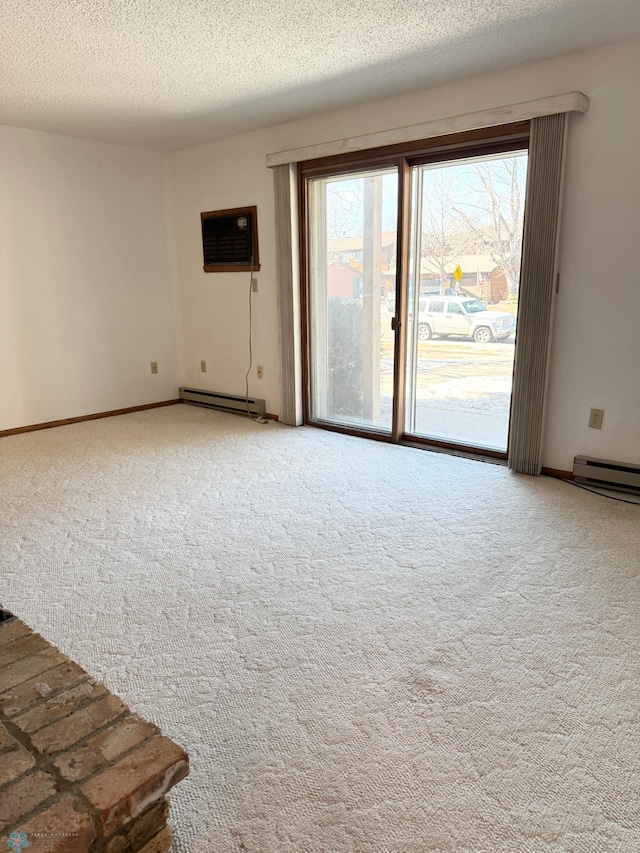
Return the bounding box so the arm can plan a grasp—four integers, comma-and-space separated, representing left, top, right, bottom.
418, 296, 515, 343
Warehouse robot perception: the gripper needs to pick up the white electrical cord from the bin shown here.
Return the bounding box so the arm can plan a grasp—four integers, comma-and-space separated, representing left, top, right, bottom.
244, 259, 268, 425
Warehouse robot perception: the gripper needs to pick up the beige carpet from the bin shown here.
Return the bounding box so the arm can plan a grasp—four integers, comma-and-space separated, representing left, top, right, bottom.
1, 404, 639, 852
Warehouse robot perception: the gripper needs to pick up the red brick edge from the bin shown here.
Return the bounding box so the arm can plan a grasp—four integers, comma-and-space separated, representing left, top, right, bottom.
0, 609, 189, 853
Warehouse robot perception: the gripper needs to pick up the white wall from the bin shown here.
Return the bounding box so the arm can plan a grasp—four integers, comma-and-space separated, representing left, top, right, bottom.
0, 125, 181, 431
543, 42, 640, 471
168, 135, 280, 413
169, 38, 640, 471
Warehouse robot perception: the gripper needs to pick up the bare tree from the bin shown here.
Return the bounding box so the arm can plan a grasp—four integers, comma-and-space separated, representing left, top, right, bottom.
325, 180, 364, 241
446, 156, 527, 296
419, 169, 474, 286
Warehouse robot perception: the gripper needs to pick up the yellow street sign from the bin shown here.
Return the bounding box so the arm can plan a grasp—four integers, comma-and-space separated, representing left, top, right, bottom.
453, 265, 463, 282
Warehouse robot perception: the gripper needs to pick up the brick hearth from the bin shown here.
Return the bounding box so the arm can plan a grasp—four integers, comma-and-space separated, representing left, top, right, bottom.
0, 611, 189, 853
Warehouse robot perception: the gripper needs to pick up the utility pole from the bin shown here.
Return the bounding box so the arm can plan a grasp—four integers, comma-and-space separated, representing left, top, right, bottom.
362, 175, 382, 423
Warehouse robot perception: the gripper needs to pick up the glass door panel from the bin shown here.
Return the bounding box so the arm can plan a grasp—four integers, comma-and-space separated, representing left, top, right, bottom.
308, 168, 398, 432
404, 151, 528, 451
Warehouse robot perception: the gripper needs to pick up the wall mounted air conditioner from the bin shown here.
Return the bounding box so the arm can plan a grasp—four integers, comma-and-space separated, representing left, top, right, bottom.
201, 206, 260, 273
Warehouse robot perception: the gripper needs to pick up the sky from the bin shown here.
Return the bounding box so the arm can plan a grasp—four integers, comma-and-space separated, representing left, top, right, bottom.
320, 150, 528, 240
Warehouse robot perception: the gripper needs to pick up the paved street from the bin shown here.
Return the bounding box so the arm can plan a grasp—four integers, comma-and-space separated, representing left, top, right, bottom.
379, 334, 516, 450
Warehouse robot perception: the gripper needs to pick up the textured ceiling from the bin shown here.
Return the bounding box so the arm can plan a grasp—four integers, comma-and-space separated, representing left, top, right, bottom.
1, 0, 640, 151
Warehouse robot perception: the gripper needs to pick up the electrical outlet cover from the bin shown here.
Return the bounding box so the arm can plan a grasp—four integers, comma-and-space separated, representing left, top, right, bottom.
589, 408, 604, 429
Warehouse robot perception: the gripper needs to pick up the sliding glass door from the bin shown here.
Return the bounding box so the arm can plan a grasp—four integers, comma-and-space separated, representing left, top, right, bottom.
307, 168, 398, 433
404, 151, 528, 451
303, 134, 529, 457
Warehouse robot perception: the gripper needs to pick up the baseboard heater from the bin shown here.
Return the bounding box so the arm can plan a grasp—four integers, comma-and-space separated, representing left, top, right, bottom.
179, 387, 266, 418
573, 455, 640, 495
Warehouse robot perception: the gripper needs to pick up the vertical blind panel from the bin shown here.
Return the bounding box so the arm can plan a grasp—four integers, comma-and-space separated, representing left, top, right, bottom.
274, 163, 303, 426
508, 113, 567, 474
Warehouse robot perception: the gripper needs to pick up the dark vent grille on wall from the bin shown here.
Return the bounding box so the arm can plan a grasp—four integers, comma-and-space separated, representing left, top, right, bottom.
201, 206, 260, 272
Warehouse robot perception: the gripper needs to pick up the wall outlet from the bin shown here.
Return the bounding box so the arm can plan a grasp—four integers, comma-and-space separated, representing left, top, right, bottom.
150, 362, 158, 375
257, 365, 263, 379
589, 408, 604, 429
251, 278, 258, 293
200, 360, 207, 373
